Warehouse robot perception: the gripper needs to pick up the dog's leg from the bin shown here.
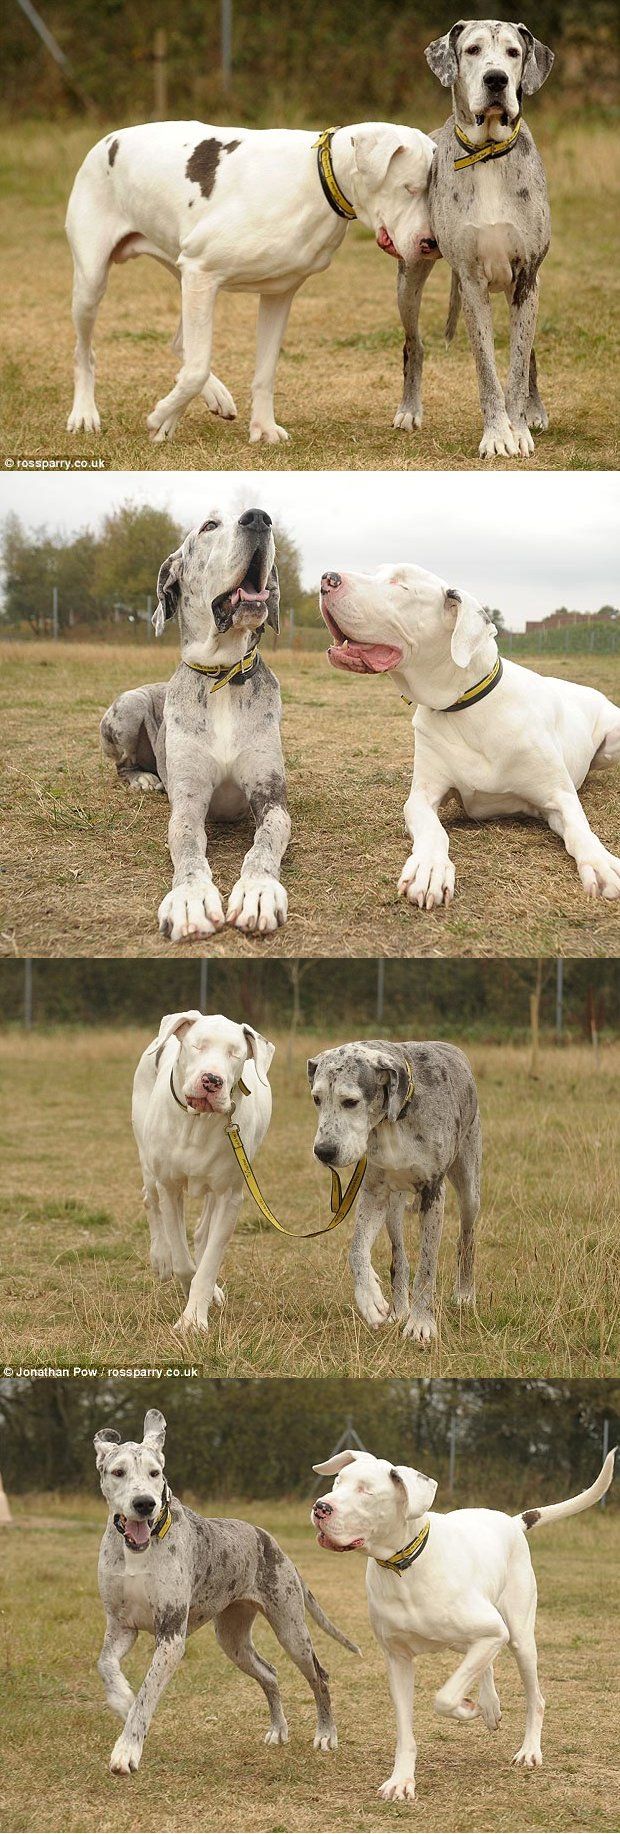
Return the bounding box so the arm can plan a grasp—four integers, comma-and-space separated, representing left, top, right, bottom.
146, 263, 219, 443
526, 346, 548, 431
143, 1176, 173, 1281
109, 1618, 188, 1775
226, 763, 290, 935
264, 1578, 338, 1751
66, 253, 110, 433
385, 1191, 410, 1323
477, 1662, 502, 1731
175, 1189, 241, 1333
393, 257, 436, 432
400, 758, 455, 911
591, 712, 620, 769
169, 284, 237, 420
505, 278, 541, 457
194, 1196, 225, 1309
98, 1616, 138, 1721
503, 1563, 545, 1768
543, 773, 620, 900
448, 1110, 482, 1307
404, 1180, 445, 1346
348, 1175, 393, 1329
156, 1183, 195, 1294
435, 1617, 509, 1722
249, 286, 299, 444
377, 1649, 417, 1802
158, 753, 226, 942
100, 687, 166, 793
458, 275, 519, 460
215, 1601, 289, 1744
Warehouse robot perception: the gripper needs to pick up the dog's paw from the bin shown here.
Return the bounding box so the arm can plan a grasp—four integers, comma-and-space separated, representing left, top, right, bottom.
314, 1728, 338, 1752
203, 373, 237, 420
512, 1744, 543, 1769
527, 398, 548, 431
393, 405, 423, 432
249, 419, 290, 445
479, 417, 519, 460
174, 1307, 209, 1336
508, 419, 535, 458
398, 850, 455, 911
265, 1723, 289, 1746
435, 1691, 478, 1722
150, 1246, 174, 1282
226, 875, 288, 935
110, 1735, 141, 1775
67, 404, 101, 434
378, 1774, 416, 1801
128, 771, 164, 793
403, 1306, 437, 1347
158, 879, 225, 942
355, 1285, 391, 1330
577, 848, 620, 900
147, 398, 182, 442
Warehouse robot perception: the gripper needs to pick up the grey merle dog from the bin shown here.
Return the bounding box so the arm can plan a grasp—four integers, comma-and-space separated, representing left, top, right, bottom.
100, 507, 290, 942
95, 1409, 360, 1776
395, 19, 554, 459
308, 1040, 481, 1344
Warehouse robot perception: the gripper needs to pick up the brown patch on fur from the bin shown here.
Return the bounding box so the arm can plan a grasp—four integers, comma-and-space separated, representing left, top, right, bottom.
186, 137, 241, 199
522, 1508, 541, 1530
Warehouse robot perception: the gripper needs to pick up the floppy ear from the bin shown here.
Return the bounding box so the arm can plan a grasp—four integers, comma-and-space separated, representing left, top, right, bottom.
150, 1009, 203, 1069
94, 1427, 121, 1470
425, 22, 467, 86
153, 548, 183, 637
143, 1409, 166, 1455
374, 1053, 413, 1124
266, 562, 280, 634
313, 1451, 359, 1476
389, 1465, 438, 1516
352, 125, 408, 189
243, 1024, 275, 1084
516, 24, 554, 94
307, 1057, 319, 1086
446, 587, 495, 668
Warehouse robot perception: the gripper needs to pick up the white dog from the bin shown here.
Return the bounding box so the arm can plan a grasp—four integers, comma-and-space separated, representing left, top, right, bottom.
132, 1010, 273, 1332
320, 564, 620, 907
312, 1446, 616, 1800
65, 120, 436, 444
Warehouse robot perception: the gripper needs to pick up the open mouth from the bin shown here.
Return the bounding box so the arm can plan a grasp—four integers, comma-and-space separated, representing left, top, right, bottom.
212, 547, 270, 628
315, 1527, 365, 1552
320, 599, 403, 675
120, 1516, 152, 1552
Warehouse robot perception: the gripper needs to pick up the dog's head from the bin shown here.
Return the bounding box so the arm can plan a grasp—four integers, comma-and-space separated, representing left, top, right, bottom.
426, 20, 553, 127
320, 562, 496, 688
311, 1450, 437, 1559
149, 1010, 274, 1115
349, 123, 438, 265
94, 1410, 168, 1552
307, 1042, 414, 1169
153, 508, 279, 647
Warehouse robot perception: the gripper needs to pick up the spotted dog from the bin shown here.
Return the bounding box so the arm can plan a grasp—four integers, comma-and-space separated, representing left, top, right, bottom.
311, 1447, 616, 1800
101, 507, 290, 942
308, 1039, 481, 1344
395, 19, 553, 458
66, 118, 436, 444
95, 1408, 360, 1777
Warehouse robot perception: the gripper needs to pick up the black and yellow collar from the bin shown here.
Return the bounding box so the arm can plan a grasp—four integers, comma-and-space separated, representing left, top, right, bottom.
444, 655, 503, 711
454, 116, 522, 170
169, 1068, 251, 1112
313, 127, 357, 221
184, 644, 260, 692
114, 1484, 172, 1551
375, 1520, 430, 1574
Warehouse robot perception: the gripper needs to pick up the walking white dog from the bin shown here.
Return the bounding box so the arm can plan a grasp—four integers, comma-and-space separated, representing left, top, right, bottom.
311, 1446, 616, 1800
132, 1010, 273, 1333
320, 564, 620, 907
65, 120, 436, 444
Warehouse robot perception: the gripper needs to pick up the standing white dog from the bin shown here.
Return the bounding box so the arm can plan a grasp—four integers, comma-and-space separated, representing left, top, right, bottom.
132, 1010, 273, 1333
311, 1446, 616, 1800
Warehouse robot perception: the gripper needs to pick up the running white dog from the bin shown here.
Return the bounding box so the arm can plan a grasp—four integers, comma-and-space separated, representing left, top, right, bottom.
132, 1010, 273, 1333
65, 120, 436, 444
320, 564, 620, 907
311, 1446, 616, 1800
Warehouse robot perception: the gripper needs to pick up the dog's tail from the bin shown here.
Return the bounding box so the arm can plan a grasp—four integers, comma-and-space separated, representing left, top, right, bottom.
300, 1578, 362, 1655
445, 270, 461, 343
516, 1449, 616, 1535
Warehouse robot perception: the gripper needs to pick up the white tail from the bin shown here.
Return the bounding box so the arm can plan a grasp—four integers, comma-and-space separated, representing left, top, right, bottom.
517, 1449, 616, 1534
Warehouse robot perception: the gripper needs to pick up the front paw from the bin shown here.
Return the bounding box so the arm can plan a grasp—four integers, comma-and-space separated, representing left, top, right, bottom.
403, 1305, 437, 1346
158, 879, 225, 942
577, 848, 620, 900
249, 419, 290, 444
508, 419, 535, 457
398, 851, 455, 911
174, 1305, 210, 1335
378, 1774, 416, 1801
393, 404, 422, 432
226, 875, 288, 934
150, 1246, 174, 1282
110, 1733, 142, 1775
479, 416, 519, 460
355, 1284, 391, 1330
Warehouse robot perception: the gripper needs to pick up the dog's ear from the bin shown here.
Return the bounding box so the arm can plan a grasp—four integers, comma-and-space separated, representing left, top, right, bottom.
373, 1053, 413, 1125
149, 1009, 203, 1069
266, 562, 280, 634
153, 548, 183, 637
389, 1465, 438, 1517
94, 1427, 121, 1470
445, 587, 496, 668
143, 1409, 166, 1455
307, 1056, 319, 1086
516, 24, 554, 94
313, 1451, 359, 1476
242, 1025, 275, 1085
425, 21, 467, 86
352, 124, 409, 189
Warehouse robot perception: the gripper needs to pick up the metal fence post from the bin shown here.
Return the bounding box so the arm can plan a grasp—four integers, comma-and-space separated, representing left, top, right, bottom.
24, 960, 33, 1028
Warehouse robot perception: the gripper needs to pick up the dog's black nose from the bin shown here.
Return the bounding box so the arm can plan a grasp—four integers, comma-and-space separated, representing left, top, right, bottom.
131, 1494, 156, 1516
314, 1142, 338, 1165
485, 67, 508, 88
321, 572, 341, 590
313, 1500, 333, 1519
201, 1072, 223, 1090
239, 508, 272, 531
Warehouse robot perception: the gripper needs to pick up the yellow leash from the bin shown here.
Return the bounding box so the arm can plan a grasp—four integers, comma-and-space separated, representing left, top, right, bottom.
226, 1124, 367, 1238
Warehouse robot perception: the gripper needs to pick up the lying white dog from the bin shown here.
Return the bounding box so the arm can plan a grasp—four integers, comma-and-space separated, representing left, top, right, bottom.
65, 120, 436, 444
132, 1010, 273, 1332
320, 564, 620, 907
312, 1446, 616, 1799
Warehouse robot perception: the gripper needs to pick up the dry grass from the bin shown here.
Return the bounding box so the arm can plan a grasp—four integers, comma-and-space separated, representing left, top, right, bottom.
0, 1027, 618, 1378
1, 642, 620, 958
1, 1492, 618, 1832
1, 119, 619, 470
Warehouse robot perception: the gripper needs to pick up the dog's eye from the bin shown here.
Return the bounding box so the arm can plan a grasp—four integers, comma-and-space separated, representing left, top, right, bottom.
341, 1098, 359, 1109
200, 519, 220, 532
313, 1093, 321, 1106
507, 47, 520, 58
465, 44, 480, 55
110, 1467, 125, 1478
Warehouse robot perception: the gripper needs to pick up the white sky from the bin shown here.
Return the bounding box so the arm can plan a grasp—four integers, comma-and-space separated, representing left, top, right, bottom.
1, 471, 617, 627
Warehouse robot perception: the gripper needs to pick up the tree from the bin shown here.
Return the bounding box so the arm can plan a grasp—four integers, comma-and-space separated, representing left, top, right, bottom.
94, 503, 184, 616
1, 513, 58, 632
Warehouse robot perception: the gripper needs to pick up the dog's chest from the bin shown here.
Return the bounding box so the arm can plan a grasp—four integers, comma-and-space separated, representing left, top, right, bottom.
369, 1125, 434, 1192
117, 1556, 156, 1631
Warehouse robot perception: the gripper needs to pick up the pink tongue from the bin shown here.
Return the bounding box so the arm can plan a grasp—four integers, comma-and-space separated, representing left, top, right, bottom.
377, 227, 399, 259
230, 585, 269, 606
328, 641, 403, 674
126, 1518, 150, 1546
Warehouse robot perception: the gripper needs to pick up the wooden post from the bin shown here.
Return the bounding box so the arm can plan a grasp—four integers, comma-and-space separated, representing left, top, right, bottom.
0, 1471, 12, 1525
153, 29, 168, 120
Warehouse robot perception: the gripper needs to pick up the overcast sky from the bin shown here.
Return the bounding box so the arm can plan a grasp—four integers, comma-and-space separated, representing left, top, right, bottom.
1, 471, 617, 627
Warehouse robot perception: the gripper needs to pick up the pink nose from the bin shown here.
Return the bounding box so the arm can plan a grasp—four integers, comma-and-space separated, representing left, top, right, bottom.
313, 1500, 333, 1520
201, 1072, 223, 1091
321, 572, 342, 592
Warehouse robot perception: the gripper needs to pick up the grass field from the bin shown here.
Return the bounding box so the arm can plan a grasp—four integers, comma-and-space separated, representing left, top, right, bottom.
1, 119, 619, 471
1, 642, 619, 958
1, 1028, 618, 1378
1, 1492, 618, 1833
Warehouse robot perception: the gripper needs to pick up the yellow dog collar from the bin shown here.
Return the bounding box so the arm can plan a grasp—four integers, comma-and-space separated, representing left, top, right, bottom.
184, 646, 260, 692
375, 1521, 430, 1573
313, 127, 357, 221
454, 116, 522, 170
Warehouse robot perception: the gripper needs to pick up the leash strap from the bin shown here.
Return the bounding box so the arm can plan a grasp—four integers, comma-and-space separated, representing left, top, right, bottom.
226, 1123, 367, 1237
313, 127, 357, 220
401, 656, 503, 712
375, 1521, 430, 1573
184, 645, 260, 692
454, 116, 522, 170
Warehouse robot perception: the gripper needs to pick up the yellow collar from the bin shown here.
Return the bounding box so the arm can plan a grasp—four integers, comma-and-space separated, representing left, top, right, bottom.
375, 1521, 430, 1574
454, 116, 522, 170
184, 645, 259, 692
444, 655, 503, 711
313, 128, 357, 220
